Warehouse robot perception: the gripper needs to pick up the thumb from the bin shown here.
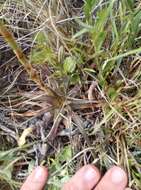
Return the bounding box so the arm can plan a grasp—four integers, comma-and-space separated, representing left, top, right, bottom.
20, 166, 48, 190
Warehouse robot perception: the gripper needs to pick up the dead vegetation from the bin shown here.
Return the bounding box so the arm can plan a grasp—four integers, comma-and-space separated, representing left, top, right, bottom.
0, 0, 141, 189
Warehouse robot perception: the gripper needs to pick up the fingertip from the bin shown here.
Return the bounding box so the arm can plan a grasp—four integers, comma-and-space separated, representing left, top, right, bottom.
82, 164, 101, 182
95, 165, 128, 190
33, 166, 48, 181
110, 166, 128, 185
20, 166, 48, 190
63, 164, 101, 190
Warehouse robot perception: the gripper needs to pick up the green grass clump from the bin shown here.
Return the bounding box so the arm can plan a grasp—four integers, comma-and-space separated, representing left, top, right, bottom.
0, 0, 141, 189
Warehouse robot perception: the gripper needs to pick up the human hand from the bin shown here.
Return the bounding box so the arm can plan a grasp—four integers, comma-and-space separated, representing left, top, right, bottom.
20, 165, 131, 190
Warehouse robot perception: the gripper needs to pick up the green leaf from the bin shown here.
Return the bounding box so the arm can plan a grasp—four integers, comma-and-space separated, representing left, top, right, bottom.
124, 0, 134, 10
34, 31, 48, 45
72, 28, 89, 39
91, 31, 107, 52
30, 47, 55, 64
70, 73, 80, 85
83, 0, 99, 21
129, 10, 141, 44
107, 87, 118, 100
104, 46, 141, 64
28, 160, 36, 174
0, 150, 15, 161
59, 146, 72, 162
84, 66, 96, 71
91, 0, 115, 51
63, 56, 77, 74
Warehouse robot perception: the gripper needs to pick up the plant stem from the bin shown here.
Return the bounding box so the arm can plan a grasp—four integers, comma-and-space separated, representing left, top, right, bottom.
0, 21, 63, 106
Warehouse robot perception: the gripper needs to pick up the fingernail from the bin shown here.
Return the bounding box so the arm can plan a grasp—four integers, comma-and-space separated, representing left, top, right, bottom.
34, 166, 45, 180
84, 167, 98, 182
111, 167, 127, 184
